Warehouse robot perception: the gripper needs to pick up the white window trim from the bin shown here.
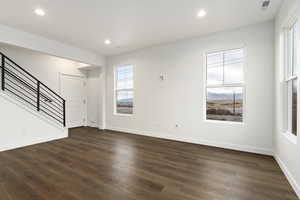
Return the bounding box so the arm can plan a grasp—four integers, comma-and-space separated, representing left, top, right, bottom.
203, 46, 247, 125
113, 65, 134, 116
283, 131, 298, 144
282, 19, 299, 144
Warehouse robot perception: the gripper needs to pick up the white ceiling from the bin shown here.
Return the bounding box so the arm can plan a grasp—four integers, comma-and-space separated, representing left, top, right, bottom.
0, 0, 282, 56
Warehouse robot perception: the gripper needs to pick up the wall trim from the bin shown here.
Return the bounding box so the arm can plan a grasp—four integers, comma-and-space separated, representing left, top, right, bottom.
274, 154, 300, 198
106, 126, 273, 156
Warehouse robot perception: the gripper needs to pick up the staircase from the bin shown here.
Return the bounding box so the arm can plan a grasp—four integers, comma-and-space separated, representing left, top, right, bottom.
0, 52, 66, 127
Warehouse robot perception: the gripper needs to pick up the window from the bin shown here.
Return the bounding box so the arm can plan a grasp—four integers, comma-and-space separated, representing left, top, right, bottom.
115, 65, 134, 115
205, 48, 244, 122
285, 22, 298, 136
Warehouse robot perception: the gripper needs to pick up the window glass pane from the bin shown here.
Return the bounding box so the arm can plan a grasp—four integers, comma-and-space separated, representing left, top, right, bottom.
207, 67, 223, 85
117, 66, 133, 90
207, 52, 223, 68
207, 52, 223, 85
116, 90, 133, 114
206, 87, 243, 122
292, 79, 297, 135
287, 27, 294, 78
293, 23, 299, 76
224, 49, 243, 84
224, 49, 243, 64
224, 62, 243, 84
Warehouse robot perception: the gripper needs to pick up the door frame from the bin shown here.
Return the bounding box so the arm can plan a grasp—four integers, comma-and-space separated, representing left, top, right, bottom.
59, 73, 88, 127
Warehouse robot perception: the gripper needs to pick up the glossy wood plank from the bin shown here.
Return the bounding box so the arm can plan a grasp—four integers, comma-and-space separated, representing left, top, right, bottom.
0, 127, 297, 200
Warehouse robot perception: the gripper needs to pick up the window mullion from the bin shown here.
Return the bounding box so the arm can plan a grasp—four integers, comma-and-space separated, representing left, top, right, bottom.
207, 83, 243, 88
285, 75, 298, 82
116, 88, 133, 92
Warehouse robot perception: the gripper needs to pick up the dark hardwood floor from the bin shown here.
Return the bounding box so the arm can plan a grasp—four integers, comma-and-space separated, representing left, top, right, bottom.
0, 127, 298, 200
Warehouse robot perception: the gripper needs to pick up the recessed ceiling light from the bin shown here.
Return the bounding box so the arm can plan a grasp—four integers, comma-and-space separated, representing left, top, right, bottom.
34, 8, 45, 16
197, 9, 206, 18
104, 39, 111, 45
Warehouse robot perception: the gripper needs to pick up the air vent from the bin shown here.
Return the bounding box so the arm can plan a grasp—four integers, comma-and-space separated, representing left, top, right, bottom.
262, 0, 270, 10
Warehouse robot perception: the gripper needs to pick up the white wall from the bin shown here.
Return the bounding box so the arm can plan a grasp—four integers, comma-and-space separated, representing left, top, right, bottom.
0, 44, 90, 150
0, 44, 87, 94
86, 68, 101, 128
0, 44, 105, 130
0, 91, 68, 152
274, 0, 300, 197
106, 21, 275, 155
87, 68, 106, 129
0, 22, 103, 150
0, 24, 105, 66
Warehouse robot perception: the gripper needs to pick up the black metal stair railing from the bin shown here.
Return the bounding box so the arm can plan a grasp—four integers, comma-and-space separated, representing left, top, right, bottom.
0, 52, 66, 126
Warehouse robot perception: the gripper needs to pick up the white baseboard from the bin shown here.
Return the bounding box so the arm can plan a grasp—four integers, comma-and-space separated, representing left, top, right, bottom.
106, 126, 273, 156
0, 132, 68, 152
87, 124, 99, 128
274, 154, 300, 198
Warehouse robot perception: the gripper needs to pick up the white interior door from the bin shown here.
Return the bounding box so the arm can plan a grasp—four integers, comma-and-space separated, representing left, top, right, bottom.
60, 74, 86, 128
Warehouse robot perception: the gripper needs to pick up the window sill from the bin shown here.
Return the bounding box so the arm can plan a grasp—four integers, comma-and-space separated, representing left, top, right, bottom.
114, 113, 133, 117
204, 119, 244, 126
283, 131, 298, 144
